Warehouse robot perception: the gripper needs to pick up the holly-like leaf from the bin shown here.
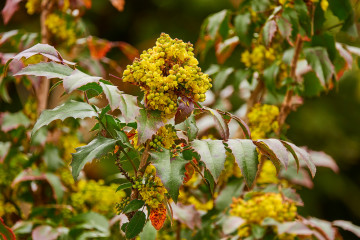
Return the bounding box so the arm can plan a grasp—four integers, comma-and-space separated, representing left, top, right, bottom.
125, 211, 146, 239
71, 136, 117, 180
100, 82, 140, 123
136, 109, 164, 145
203, 107, 229, 140
276, 16, 292, 42
116, 182, 132, 192
123, 200, 145, 214
304, 47, 335, 87
175, 96, 194, 125
14, 62, 73, 79
176, 115, 198, 142
281, 141, 316, 177
118, 41, 139, 61
227, 139, 258, 188
31, 101, 97, 137
63, 69, 102, 93
253, 140, 282, 174
234, 13, 252, 46
263, 20, 277, 46
2, 0, 21, 25
258, 139, 289, 168
150, 149, 187, 203
191, 139, 226, 181
11, 43, 75, 65
207, 10, 229, 39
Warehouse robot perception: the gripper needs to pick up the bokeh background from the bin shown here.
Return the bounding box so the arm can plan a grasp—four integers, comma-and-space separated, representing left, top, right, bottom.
1, 0, 360, 238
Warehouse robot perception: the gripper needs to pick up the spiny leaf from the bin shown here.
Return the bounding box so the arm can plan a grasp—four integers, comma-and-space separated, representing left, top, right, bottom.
258, 139, 289, 168
253, 141, 281, 174
150, 149, 187, 203
125, 211, 146, 239
11, 43, 75, 65
100, 82, 140, 123
136, 109, 164, 145
263, 19, 277, 46
176, 115, 198, 142
227, 139, 259, 188
31, 101, 97, 137
63, 69, 102, 93
203, 107, 229, 140
219, 111, 251, 139
191, 139, 226, 181
281, 141, 316, 177
14, 62, 73, 79
0, 217, 16, 240
71, 136, 117, 180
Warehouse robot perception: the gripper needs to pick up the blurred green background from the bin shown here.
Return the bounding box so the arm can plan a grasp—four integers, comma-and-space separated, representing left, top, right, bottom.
2, 0, 360, 238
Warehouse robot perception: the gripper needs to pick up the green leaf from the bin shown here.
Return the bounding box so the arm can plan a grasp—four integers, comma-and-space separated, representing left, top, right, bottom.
78, 82, 103, 99
116, 182, 132, 192
0, 142, 11, 162
71, 136, 117, 180
191, 139, 226, 181
263, 63, 279, 93
263, 20, 277, 46
150, 149, 187, 202
203, 107, 229, 140
258, 139, 289, 168
11, 43, 75, 65
43, 144, 64, 171
123, 200, 145, 214
215, 178, 244, 210
139, 222, 157, 240
227, 139, 258, 188
71, 211, 110, 236
125, 211, 146, 239
204, 169, 215, 194
100, 82, 140, 123
207, 10, 229, 39
252, 224, 266, 239
31, 100, 97, 137
251, 0, 269, 11
63, 69, 102, 94
304, 47, 335, 87
303, 71, 324, 97
176, 115, 198, 142
45, 173, 64, 201
14, 62, 73, 79
281, 141, 316, 177
213, 67, 234, 92
0, 216, 16, 240
136, 109, 164, 145
234, 13, 252, 46
0, 111, 30, 132
276, 16, 292, 41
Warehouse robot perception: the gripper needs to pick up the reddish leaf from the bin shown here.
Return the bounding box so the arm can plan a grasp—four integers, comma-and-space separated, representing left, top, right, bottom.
32, 225, 60, 240
171, 203, 201, 230
215, 36, 239, 64
110, 0, 125, 11
82, 0, 92, 8
136, 109, 164, 145
333, 220, 360, 238
203, 107, 229, 140
175, 97, 194, 124
309, 150, 339, 173
2, 0, 21, 25
118, 42, 139, 61
263, 20, 277, 46
0, 217, 16, 240
258, 139, 289, 169
87, 37, 112, 60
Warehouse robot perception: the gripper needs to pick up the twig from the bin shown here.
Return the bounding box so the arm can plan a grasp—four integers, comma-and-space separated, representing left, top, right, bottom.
115, 159, 135, 184
245, 79, 265, 119
138, 141, 150, 174
277, 34, 303, 130
189, 161, 214, 198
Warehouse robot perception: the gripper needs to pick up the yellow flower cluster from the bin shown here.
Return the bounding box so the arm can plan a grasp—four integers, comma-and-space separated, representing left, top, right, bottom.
241, 45, 275, 72
0, 165, 19, 187
45, 13, 76, 46
133, 165, 167, 209
257, 160, 280, 185
123, 33, 212, 119
70, 179, 126, 216
279, 0, 328, 11
230, 193, 297, 224
218, 153, 242, 185
23, 97, 38, 121
25, 0, 41, 15
0, 201, 17, 218
149, 125, 177, 150
178, 189, 213, 211
247, 104, 279, 140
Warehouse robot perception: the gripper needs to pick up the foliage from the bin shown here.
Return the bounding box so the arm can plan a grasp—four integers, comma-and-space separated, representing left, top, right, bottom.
1, 0, 360, 239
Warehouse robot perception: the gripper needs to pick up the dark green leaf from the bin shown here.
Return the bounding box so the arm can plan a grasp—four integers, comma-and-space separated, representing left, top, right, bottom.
32, 101, 97, 137
14, 62, 73, 79
116, 182, 132, 192
191, 139, 226, 181
71, 136, 117, 180
207, 10, 229, 39
234, 13, 252, 46
78, 82, 103, 99
125, 211, 146, 239
227, 139, 258, 188
123, 200, 145, 214
150, 149, 187, 202
263, 63, 279, 93
204, 169, 215, 194
203, 107, 229, 140
136, 109, 164, 145
45, 173, 64, 201
63, 69, 102, 93
276, 16, 292, 41
303, 71, 324, 97
304, 47, 334, 87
